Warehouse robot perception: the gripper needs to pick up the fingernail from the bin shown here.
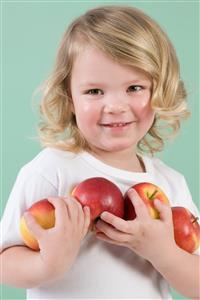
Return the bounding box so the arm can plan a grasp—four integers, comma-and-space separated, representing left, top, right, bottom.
23, 211, 30, 218
101, 212, 109, 220
23, 212, 33, 223
95, 227, 101, 234
154, 199, 161, 206
127, 188, 135, 196
85, 206, 90, 212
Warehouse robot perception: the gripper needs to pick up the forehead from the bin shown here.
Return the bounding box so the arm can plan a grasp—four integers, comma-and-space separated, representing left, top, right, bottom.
71, 46, 151, 83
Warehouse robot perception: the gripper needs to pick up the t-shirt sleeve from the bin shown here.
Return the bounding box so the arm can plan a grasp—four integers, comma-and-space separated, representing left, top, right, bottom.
0, 165, 58, 252
175, 175, 199, 218
154, 157, 199, 217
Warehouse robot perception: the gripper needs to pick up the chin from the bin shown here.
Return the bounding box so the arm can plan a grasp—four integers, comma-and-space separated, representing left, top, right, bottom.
99, 141, 136, 152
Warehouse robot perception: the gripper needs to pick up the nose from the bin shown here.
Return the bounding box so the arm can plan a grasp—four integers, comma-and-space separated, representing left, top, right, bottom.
103, 95, 129, 114
104, 104, 128, 114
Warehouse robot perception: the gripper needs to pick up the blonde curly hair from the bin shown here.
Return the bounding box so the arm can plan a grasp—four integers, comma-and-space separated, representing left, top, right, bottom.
38, 5, 190, 155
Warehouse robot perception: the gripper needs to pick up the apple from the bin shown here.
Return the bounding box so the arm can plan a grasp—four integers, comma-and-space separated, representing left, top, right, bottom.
124, 182, 170, 220
172, 206, 200, 253
72, 177, 124, 222
20, 199, 55, 251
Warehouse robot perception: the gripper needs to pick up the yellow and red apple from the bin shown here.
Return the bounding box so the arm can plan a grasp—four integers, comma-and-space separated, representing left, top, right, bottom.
72, 177, 124, 223
172, 206, 200, 253
20, 177, 124, 250
20, 199, 55, 251
124, 182, 170, 220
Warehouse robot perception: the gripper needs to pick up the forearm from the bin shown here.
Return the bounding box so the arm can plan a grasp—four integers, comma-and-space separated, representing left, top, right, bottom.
152, 246, 200, 299
0, 246, 54, 288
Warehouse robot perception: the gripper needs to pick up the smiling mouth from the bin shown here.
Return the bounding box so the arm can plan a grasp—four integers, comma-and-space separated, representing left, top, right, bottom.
100, 122, 134, 128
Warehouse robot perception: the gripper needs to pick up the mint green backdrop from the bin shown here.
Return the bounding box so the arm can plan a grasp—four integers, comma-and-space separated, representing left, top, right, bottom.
1, 1, 199, 299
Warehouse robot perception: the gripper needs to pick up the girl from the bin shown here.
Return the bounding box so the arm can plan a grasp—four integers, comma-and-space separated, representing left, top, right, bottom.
1, 5, 199, 300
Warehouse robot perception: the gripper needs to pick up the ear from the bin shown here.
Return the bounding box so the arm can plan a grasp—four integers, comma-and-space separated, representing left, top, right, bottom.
68, 95, 75, 114
70, 101, 75, 114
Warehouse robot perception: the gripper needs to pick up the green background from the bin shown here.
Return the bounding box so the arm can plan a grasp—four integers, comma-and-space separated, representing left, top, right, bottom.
1, 0, 199, 299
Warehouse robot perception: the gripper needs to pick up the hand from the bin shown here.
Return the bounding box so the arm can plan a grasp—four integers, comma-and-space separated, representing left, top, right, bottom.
24, 196, 90, 280
95, 189, 177, 264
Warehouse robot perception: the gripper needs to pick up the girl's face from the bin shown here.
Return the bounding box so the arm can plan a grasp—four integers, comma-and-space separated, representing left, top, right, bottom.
70, 47, 155, 154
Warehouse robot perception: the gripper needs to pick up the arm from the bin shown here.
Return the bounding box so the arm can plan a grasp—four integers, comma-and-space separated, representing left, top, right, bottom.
152, 245, 200, 298
1, 246, 53, 288
0, 197, 90, 289
95, 189, 199, 299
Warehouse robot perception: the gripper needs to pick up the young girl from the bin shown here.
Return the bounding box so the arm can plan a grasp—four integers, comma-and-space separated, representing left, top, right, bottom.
1, 5, 199, 300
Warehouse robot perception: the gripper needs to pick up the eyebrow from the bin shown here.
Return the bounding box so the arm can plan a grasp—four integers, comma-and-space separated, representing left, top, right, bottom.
79, 79, 151, 88
79, 82, 103, 88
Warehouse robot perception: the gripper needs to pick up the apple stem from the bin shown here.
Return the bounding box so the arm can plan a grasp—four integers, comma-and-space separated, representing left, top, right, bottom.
192, 217, 199, 224
149, 190, 158, 200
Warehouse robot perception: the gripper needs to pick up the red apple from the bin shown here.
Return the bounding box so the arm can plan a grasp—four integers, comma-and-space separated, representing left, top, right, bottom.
124, 182, 170, 220
172, 206, 200, 253
20, 199, 55, 251
72, 177, 124, 223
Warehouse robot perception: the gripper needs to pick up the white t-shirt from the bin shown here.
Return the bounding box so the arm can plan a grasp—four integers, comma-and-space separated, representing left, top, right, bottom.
1, 147, 199, 300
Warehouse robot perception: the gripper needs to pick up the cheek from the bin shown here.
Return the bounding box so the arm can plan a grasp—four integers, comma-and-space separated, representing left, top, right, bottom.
74, 101, 91, 114
133, 96, 154, 119
73, 100, 99, 127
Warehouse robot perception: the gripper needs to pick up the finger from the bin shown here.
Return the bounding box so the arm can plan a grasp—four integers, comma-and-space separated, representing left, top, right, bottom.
23, 212, 44, 240
47, 197, 69, 227
127, 189, 151, 220
65, 196, 81, 221
96, 232, 126, 247
95, 220, 130, 243
82, 206, 91, 237
100, 211, 130, 233
154, 199, 172, 223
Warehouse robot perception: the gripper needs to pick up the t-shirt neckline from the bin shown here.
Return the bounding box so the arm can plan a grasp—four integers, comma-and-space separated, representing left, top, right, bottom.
79, 151, 154, 181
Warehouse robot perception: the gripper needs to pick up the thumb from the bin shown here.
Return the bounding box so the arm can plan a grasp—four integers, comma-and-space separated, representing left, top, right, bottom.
23, 212, 44, 240
154, 199, 172, 222
127, 188, 150, 220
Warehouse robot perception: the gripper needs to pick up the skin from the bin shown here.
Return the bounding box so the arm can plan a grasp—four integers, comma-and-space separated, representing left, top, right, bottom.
95, 189, 176, 261
1, 197, 90, 287
95, 190, 200, 298
70, 46, 154, 172
1, 46, 199, 298
71, 47, 200, 298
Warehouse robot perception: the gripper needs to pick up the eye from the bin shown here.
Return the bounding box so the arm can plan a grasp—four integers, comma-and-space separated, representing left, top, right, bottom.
86, 89, 103, 95
127, 85, 143, 93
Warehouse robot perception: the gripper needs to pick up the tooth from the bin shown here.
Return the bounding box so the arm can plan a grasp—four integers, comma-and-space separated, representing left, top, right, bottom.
106, 123, 127, 127
113, 123, 123, 127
